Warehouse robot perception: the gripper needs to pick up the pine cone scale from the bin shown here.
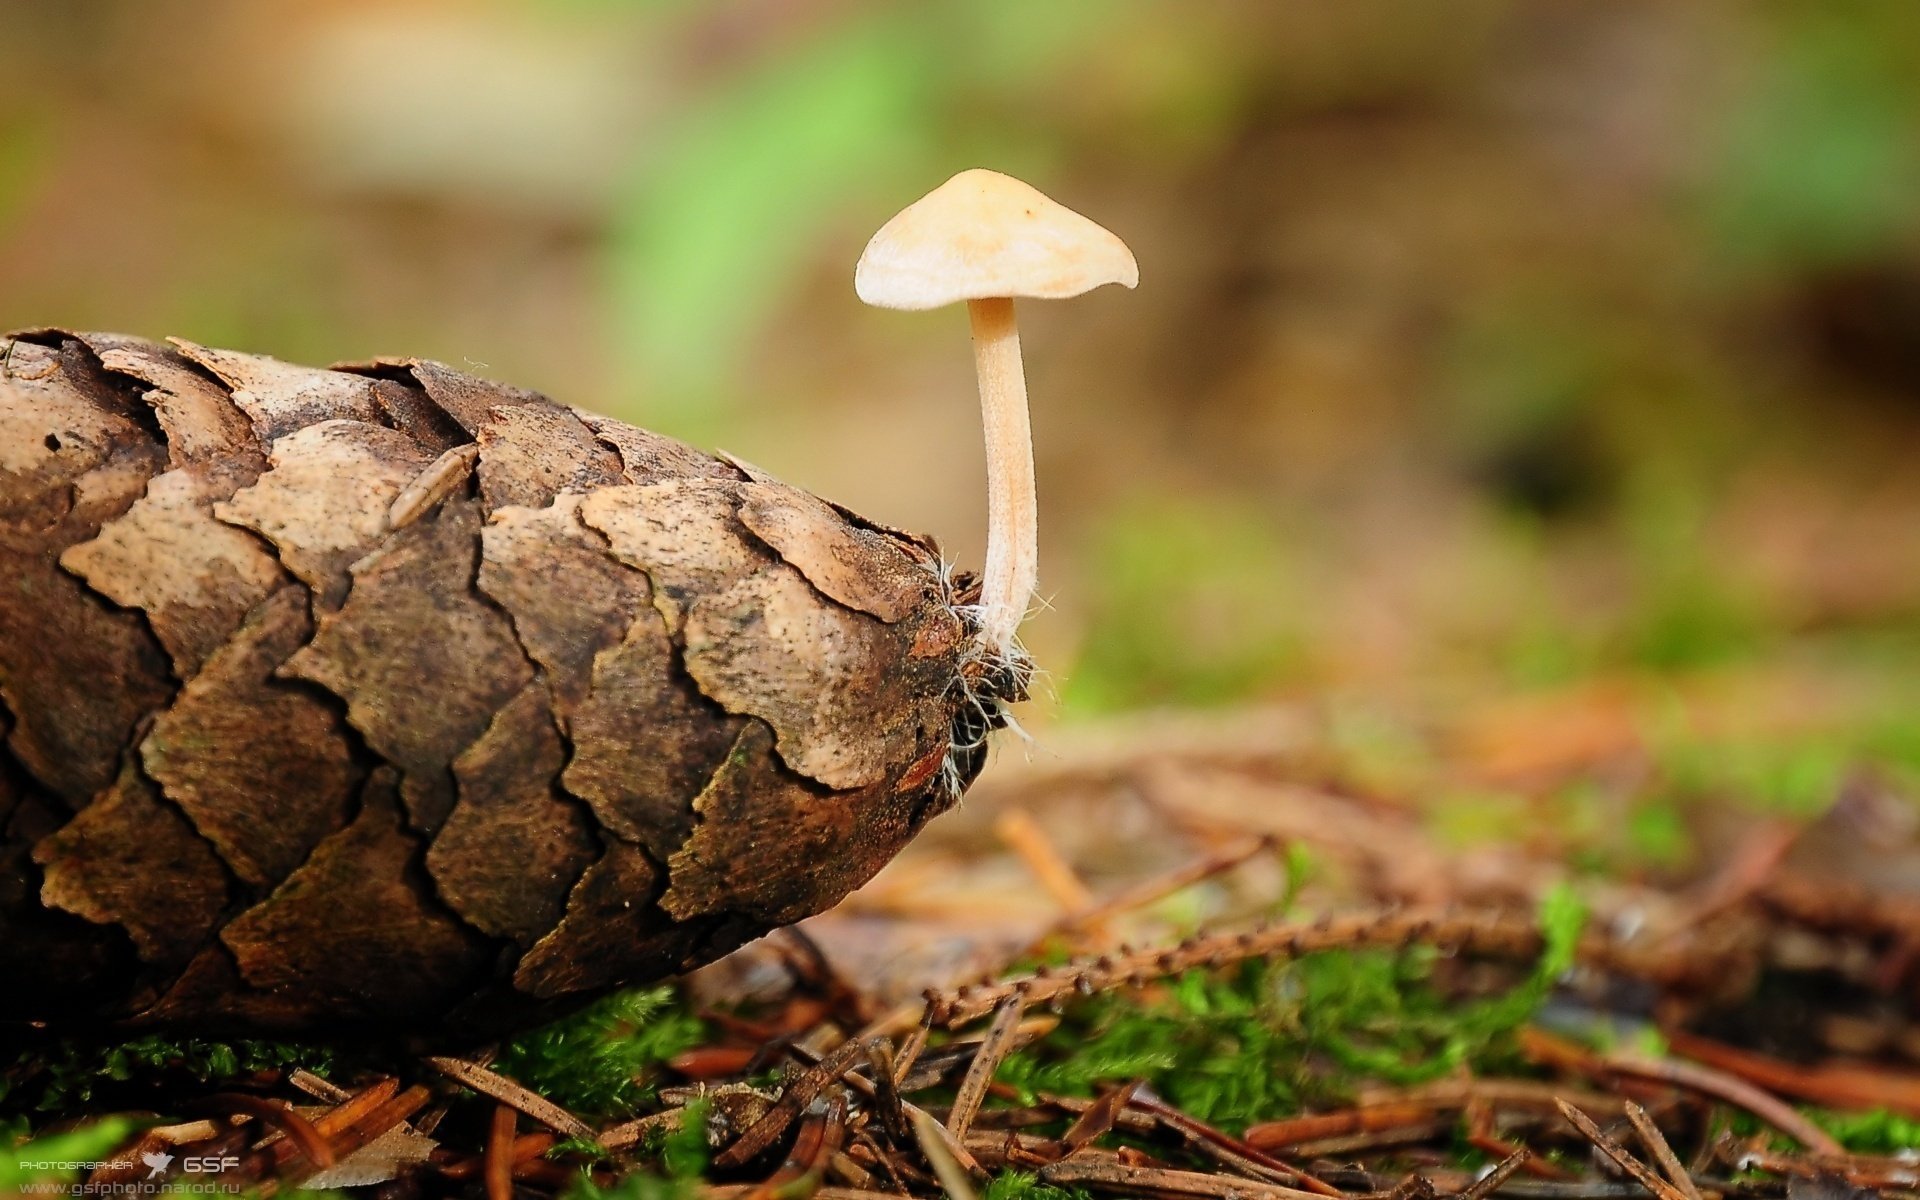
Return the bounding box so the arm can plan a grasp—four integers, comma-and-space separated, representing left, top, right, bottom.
1, 337, 174, 808
140, 583, 361, 888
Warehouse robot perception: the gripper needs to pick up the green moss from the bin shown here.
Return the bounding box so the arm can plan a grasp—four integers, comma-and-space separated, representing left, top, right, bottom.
1807, 1106, 1920, 1155
986, 1169, 1094, 1200
2, 1035, 337, 1116
1000, 889, 1586, 1126
495, 986, 707, 1120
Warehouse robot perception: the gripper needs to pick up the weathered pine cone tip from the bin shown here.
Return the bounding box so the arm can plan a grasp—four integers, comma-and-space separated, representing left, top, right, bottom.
0, 328, 1020, 1037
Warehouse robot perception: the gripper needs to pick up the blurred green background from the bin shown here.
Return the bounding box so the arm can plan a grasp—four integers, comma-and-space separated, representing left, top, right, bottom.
7, 0, 1920, 758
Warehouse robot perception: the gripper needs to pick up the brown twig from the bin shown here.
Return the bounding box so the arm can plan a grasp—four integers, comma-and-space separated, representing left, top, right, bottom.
1622, 1102, 1702, 1200
1040, 1155, 1345, 1200
714, 1036, 869, 1169
964, 1128, 1066, 1170
924, 905, 1692, 1027
1521, 1028, 1844, 1155
438, 1132, 559, 1182
1128, 1092, 1342, 1197
828, 1148, 876, 1190
743, 1095, 847, 1200
1599, 1056, 1844, 1155
865, 1039, 912, 1143
265, 1076, 404, 1173
1467, 1133, 1574, 1182
1387, 1175, 1438, 1200
673, 1047, 763, 1080
314, 1078, 401, 1138
1247, 1077, 1630, 1159
485, 1104, 516, 1200
1664, 1028, 1920, 1119
896, 1019, 1057, 1093
1044, 836, 1278, 946
321, 1084, 433, 1168
905, 1099, 985, 1176
1062, 1082, 1142, 1152
1040, 1092, 1161, 1139
996, 809, 1097, 914
894, 1023, 931, 1086
1286, 1121, 1454, 1159
911, 1107, 981, 1200
948, 996, 1025, 1141
287, 1069, 352, 1104
1555, 1100, 1690, 1200
600, 1106, 696, 1152
1459, 1150, 1531, 1200
1246, 1102, 1441, 1151
424, 1055, 597, 1141
1382, 1078, 1632, 1119
773, 926, 876, 1029
1737, 1147, 1920, 1191
193, 1093, 335, 1171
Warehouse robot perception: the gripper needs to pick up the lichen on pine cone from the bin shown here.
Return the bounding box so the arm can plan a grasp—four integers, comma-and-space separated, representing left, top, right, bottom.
0, 329, 1013, 1036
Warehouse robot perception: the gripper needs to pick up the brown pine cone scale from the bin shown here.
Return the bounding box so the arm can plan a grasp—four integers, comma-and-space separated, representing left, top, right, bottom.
0, 329, 1011, 1037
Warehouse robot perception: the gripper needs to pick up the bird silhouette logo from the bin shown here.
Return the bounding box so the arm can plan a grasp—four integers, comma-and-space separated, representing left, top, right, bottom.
141, 1151, 173, 1179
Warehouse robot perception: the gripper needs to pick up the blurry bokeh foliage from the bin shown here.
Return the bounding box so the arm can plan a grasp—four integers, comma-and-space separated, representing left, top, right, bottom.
6, 0, 1920, 758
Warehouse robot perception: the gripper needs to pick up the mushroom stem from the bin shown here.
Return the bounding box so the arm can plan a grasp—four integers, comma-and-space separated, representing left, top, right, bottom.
966, 295, 1036, 656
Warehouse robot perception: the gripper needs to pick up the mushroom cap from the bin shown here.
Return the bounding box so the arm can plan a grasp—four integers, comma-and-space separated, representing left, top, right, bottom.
856, 169, 1139, 311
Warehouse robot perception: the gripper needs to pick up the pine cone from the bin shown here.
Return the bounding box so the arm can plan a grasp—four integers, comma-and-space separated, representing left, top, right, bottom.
0, 329, 1015, 1036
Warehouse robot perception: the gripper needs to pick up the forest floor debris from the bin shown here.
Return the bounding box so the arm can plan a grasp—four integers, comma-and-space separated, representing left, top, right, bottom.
6, 691, 1920, 1196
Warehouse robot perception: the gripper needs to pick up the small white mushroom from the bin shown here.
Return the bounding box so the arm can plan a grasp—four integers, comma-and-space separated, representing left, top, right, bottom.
856, 168, 1137, 657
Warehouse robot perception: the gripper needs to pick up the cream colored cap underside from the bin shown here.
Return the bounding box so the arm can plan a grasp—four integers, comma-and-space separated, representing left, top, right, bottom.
856, 168, 1139, 311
